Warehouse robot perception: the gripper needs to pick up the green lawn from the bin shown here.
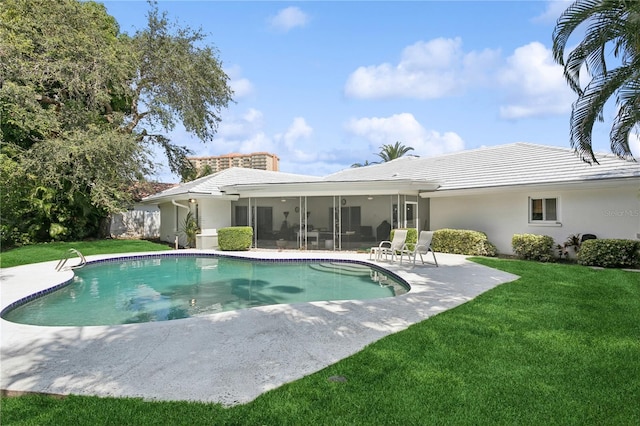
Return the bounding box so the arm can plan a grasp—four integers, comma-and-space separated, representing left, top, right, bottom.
0, 239, 171, 268
1, 250, 639, 425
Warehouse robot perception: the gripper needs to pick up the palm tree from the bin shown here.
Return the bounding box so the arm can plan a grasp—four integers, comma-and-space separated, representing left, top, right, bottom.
351, 160, 377, 168
376, 141, 415, 162
552, 0, 640, 164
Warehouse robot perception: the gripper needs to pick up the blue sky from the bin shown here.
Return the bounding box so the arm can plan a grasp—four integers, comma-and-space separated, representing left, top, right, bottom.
102, 0, 639, 182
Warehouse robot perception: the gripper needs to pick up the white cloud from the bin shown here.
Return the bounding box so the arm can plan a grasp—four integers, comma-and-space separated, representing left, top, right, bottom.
281, 117, 313, 148
497, 42, 574, 119
274, 117, 316, 162
268, 7, 309, 32
205, 111, 317, 165
226, 65, 254, 99
218, 108, 264, 139
344, 38, 499, 99
238, 132, 274, 153
345, 113, 464, 157
230, 78, 254, 99
532, 0, 572, 24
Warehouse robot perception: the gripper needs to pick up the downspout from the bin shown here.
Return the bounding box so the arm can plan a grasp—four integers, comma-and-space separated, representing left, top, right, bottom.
172, 199, 190, 210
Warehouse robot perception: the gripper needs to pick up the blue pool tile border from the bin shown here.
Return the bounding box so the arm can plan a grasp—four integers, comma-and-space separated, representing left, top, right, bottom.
1, 252, 410, 318
1, 277, 75, 318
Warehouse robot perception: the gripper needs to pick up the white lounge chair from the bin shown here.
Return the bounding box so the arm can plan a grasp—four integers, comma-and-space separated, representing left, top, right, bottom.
400, 231, 438, 266
370, 229, 408, 262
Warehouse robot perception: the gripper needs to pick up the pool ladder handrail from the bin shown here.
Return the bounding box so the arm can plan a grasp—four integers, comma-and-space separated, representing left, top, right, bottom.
55, 248, 87, 272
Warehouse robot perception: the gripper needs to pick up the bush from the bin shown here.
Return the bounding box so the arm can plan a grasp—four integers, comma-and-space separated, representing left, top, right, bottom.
431, 228, 497, 256
512, 234, 554, 262
218, 226, 253, 251
577, 239, 640, 268
390, 228, 417, 249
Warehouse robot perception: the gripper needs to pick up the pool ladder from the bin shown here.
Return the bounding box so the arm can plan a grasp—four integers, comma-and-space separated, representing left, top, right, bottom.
55, 248, 87, 271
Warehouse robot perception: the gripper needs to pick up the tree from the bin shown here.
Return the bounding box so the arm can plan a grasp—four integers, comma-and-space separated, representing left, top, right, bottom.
125, 5, 233, 173
0, 0, 233, 246
181, 163, 214, 182
351, 160, 376, 168
376, 141, 415, 162
552, 0, 640, 163
351, 142, 415, 167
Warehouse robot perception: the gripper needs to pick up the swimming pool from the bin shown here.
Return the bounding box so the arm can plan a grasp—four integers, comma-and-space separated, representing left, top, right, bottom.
2, 254, 409, 326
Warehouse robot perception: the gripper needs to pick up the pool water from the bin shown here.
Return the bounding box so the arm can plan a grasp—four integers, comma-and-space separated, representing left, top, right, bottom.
3, 256, 408, 326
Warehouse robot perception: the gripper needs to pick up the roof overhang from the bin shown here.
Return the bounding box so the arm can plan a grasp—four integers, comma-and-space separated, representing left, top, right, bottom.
220, 179, 441, 197
142, 191, 239, 204
422, 176, 640, 198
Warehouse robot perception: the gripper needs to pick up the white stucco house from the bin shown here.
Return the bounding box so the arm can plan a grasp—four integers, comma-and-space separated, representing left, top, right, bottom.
142, 143, 640, 254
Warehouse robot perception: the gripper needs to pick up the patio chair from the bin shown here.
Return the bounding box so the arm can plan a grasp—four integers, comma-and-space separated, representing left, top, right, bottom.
370, 229, 407, 262
400, 231, 438, 266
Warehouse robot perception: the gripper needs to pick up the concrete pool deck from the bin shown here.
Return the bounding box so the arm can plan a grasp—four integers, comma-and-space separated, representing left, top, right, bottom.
1, 250, 518, 406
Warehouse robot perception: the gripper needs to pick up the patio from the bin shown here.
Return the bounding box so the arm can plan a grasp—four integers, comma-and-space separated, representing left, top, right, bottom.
1, 250, 518, 405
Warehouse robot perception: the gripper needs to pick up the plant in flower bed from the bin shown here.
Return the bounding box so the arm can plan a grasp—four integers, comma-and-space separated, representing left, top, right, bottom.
218, 226, 253, 251
512, 233, 554, 262
431, 228, 497, 256
577, 239, 640, 268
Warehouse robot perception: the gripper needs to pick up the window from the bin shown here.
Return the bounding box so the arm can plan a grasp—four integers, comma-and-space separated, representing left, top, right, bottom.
530, 197, 557, 222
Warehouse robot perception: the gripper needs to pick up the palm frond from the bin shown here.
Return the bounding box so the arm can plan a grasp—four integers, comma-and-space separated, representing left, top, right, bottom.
610, 69, 640, 160
552, 0, 602, 66
570, 66, 634, 163
554, 0, 640, 162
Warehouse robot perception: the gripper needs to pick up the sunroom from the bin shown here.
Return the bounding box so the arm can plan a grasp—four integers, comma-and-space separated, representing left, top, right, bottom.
220, 180, 439, 250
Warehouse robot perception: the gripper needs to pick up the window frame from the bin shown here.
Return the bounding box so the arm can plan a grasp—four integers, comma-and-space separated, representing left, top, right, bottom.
528, 196, 560, 226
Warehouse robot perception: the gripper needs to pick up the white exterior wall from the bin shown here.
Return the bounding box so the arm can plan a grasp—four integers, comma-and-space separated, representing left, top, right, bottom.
158, 199, 233, 246
430, 183, 639, 255
158, 202, 187, 246
197, 199, 233, 231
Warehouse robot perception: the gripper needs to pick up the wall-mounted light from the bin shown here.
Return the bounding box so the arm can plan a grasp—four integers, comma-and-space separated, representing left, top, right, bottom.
189, 198, 196, 204
367, 196, 374, 200
281, 199, 287, 202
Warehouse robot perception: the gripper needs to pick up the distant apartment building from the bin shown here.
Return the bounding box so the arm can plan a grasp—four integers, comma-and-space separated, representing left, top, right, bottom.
188, 152, 280, 174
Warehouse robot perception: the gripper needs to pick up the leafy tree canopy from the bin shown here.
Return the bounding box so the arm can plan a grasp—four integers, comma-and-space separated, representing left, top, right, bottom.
0, 0, 233, 246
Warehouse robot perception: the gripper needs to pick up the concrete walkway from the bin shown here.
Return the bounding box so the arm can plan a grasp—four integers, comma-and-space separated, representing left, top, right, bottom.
1, 250, 518, 406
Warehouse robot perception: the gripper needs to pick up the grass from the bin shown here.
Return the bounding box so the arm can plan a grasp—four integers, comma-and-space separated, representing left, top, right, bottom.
0, 239, 171, 268
1, 250, 639, 425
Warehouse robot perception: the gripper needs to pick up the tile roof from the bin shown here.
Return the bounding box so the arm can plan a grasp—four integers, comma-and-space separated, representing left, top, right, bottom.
144, 143, 639, 201
323, 143, 640, 191
129, 182, 177, 201
144, 167, 321, 201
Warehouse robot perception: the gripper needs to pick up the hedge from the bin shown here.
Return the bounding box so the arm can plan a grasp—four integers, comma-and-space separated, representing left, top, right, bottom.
218, 226, 253, 251
390, 228, 417, 250
431, 228, 497, 256
511, 233, 554, 262
577, 239, 640, 268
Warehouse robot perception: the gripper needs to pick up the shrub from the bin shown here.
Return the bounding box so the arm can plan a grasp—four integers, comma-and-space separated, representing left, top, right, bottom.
577, 239, 640, 268
218, 226, 253, 251
390, 228, 417, 250
431, 228, 497, 256
180, 212, 199, 248
512, 234, 554, 262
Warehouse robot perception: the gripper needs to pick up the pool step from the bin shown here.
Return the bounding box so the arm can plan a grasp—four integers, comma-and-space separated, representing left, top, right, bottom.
308, 262, 371, 276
